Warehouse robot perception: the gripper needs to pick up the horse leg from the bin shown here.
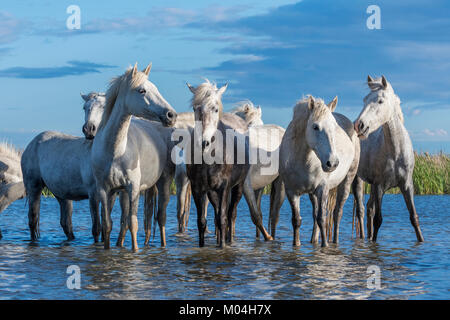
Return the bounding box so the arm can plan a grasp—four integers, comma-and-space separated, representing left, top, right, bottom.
126, 186, 140, 252
98, 188, 112, 249
203, 195, 210, 234
176, 174, 189, 234
116, 191, 130, 247
366, 189, 376, 240
27, 183, 44, 241
400, 181, 424, 242
217, 186, 230, 248
286, 189, 301, 246
372, 184, 384, 242
243, 177, 273, 241
309, 193, 319, 244
156, 174, 172, 248
316, 186, 329, 247
143, 187, 156, 246
352, 176, 365, 239
332, 178, 353, 244
56, 197, 75, 241
207, 191, 220, 244
269, 177, 285, 239
227, 184, 243, 244
88, 193, 101, 243
254, 188, 263, 239
192, 190, 207, 247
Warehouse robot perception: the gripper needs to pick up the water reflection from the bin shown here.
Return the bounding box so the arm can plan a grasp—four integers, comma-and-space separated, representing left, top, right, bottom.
0, 194, 448, 299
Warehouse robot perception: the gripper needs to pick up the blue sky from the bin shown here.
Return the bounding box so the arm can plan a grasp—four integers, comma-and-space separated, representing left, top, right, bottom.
0, 0, 449, 152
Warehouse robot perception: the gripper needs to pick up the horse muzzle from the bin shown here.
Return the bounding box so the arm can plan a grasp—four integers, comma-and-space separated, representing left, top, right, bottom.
161, 111, 177, 127
322, 157, 339, 173
354, 120, 369, 139
82, 123, 96, 140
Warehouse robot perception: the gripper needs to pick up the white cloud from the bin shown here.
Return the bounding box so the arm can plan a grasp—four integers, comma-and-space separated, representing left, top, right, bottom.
0, 11, 24, 44
423, 128, 448, 137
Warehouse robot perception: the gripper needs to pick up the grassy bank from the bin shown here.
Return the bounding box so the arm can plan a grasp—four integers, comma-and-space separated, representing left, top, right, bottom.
363, 152, 449, 195
42, 152, 449, 197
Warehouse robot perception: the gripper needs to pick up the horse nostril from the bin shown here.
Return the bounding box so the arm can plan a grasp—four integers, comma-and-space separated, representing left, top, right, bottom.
91, 124, 96, 132
326, 161, 332, 168
202, 141, 210, 149
211, 136, 216, 143
167, 111, 174, 119
359, 122, 364, 130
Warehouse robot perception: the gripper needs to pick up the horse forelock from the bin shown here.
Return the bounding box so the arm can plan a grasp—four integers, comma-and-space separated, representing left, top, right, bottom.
293, 96, 329, 122
365, 78, 404, 124
100, 67, 148, 128
231, 101, 263, 126
191, 80, 223, 116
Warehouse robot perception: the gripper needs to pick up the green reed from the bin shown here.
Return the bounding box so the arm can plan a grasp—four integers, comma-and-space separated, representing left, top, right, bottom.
363, 151, 449, 195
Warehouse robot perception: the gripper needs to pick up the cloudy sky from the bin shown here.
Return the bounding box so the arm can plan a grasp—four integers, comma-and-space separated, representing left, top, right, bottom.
0, 0, 449, 152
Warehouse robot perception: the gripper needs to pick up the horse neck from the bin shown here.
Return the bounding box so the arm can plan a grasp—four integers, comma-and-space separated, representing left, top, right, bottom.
289, 117, 313, 161
99, 100, 131, 156
381, 108, 407, 158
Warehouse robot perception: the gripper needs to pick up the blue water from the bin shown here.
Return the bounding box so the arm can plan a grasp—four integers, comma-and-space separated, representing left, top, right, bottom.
0, 194, 448, 299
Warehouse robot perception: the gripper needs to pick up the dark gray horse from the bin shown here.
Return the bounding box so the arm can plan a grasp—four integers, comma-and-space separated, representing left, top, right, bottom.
185, 80, 272, 247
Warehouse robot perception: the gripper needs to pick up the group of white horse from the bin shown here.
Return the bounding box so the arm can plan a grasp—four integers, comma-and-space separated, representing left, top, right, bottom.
0, 63, 424, 251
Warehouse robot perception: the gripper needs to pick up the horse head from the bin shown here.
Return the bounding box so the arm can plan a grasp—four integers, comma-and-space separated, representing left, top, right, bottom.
81, 92, 106, 139
187, 80, 227, 152
355, 75, 403, 139
305, 96, 340, 173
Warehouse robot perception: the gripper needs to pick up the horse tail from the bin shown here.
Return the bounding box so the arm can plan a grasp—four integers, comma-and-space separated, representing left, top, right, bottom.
326, 187, 337, 242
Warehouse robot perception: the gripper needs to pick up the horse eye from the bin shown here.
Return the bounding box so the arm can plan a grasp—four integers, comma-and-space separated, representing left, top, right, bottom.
138, 88, 146, 94
215, 108, 219, 113
378, 99, 383, 104
313, 124, 319, 131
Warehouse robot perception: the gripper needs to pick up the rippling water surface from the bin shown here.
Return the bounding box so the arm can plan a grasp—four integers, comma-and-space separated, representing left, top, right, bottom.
0, 194, 448, 299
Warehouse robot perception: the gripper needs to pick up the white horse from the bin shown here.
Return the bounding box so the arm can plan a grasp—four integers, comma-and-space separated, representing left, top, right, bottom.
91, 63, 177, 252
0, 142, 25, 239
21, 92, 113, 242
353, 75, 424, 242
230, 101, 286, 239
279, 96, 359, 247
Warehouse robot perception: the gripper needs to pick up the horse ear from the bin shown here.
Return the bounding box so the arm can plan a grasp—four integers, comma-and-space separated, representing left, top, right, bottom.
80, 92, 89, 102
367, 75, 374, 84
307, 96, 315, 110
186, 82, 196, 94
381, 75, 388, 89
256, 105, 262, 116
328, 96, 338, 112
218, 83, 228, 96
142, 63, 152, 77
131, 62, 138, 77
